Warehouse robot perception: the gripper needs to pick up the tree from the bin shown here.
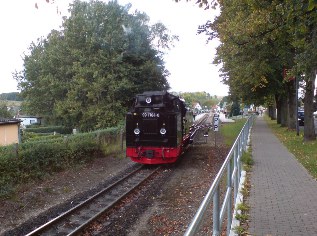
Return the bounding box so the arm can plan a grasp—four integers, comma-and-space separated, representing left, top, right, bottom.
194, 0, 316, 140
286, 0, 317, 141
0, 102, 12, 118
0, 92, 22, 101
180, 91, 220, 110
16, 0, 176, 131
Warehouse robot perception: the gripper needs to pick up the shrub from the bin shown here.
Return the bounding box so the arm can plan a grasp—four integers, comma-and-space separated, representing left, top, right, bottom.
22, 133, 63, 143
0, 153, 20, 198
24, 126, 73, 134
0, 125, 124, 198
19, 142, 65, 177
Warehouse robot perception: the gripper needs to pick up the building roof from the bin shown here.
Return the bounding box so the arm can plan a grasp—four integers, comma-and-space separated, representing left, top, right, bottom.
0, 118, 21, 126
16, 115, 42, 119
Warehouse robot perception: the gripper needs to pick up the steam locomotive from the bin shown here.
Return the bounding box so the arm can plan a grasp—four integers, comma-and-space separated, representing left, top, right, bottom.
126, 91, 194, 164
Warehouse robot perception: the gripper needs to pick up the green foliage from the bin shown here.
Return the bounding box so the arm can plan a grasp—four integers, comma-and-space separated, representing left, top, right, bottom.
233, 202, 250, 235
16, 0, 176, 131
24, 126, 73, 134
230, 100, 241, 117
179, 91, 220, 109
241, 150, 254, 168
0, 126, 124, 198
220, 118, 247, 146
219, 96, 228, 109
0, 92, 23, 101
235, 212, 249, 222
237, 202, 250, 212
0, 145, 17, 159
0, 101, 13, 118
19, 142, 69, 174
308, 0, 317, 10
21, 132, 64, 143
0, 146, 20, 198
25, 123, 41, 128
233, 225, 247, 235
196, 0, 317, 140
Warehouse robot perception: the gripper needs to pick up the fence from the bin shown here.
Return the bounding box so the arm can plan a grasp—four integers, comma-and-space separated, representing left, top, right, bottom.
184, 115, 254, 236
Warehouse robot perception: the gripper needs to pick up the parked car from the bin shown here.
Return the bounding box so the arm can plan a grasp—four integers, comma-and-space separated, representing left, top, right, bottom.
298, 110, 304, 126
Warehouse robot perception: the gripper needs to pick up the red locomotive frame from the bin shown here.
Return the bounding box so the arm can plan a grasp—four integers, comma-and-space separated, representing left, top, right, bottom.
126, 91, 193, 164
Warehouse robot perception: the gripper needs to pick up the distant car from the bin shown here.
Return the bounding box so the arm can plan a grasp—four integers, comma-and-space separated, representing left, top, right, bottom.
298, 110, 304, 126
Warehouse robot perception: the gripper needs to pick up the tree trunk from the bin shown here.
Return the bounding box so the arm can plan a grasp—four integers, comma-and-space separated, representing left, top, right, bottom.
287, 79, 296, 130
268, 105, 273, 119
275, 95, 281, 123
268, 104, 277, 120
303, 73, 316, 141
280, 95, 288, 127
272, 100, 277, 120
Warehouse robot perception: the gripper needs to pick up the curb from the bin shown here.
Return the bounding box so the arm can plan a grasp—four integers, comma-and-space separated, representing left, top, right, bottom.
229, 170, 246, 236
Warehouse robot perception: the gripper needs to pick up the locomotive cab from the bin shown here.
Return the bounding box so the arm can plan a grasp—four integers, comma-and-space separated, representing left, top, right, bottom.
126, 91, 190, 164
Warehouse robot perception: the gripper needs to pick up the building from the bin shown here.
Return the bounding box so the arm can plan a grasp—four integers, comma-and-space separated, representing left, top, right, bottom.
0, 118, 21, 146
193, 102, 202, 112
17, 115, 42, 128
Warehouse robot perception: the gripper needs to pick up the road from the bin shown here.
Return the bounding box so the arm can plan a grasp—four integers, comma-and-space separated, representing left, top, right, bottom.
299, 117, 317, 134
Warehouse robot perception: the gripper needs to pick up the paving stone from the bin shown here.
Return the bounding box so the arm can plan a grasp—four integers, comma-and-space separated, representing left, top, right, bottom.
248, 116, 317, 236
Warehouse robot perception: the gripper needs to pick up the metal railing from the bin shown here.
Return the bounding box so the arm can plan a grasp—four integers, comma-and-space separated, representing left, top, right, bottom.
184, 116, 254, 236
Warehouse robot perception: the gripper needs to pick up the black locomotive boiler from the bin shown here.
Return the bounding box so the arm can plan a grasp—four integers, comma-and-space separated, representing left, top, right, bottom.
126, 91, 193, 164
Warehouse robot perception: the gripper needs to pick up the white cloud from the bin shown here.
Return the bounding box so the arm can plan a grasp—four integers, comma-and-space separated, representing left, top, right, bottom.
0, 0, 72, 93
0, 0, 228, 96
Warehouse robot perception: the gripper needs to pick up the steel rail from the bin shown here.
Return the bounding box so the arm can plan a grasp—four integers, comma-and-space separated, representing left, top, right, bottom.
190, 113, 210, 142
26, 165, 161, 236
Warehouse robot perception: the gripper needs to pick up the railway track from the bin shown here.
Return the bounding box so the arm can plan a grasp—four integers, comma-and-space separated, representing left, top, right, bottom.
25, 165, 161, 236
190, 113, 211, 142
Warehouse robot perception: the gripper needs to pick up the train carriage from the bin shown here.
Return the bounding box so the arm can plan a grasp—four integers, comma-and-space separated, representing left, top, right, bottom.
126, 91, 193, 164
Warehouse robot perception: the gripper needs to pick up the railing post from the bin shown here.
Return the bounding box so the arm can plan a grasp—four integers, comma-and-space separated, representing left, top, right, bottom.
234, 144, 238, 200
227, 159, 232, 235
237, 139, 241, 185
213, 185, 220, 236
244, 127, 248, 151
241, 129, 245, 150
242, 128, 246, 150
184, 116, 254, 236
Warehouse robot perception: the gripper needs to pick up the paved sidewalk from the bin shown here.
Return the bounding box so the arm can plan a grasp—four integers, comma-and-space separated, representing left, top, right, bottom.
219, 113, 235, 123
248, 116, 317, 236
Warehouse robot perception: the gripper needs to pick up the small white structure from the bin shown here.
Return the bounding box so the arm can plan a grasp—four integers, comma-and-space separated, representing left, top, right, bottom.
18, 115, 42, 127
193, 102, 202, 111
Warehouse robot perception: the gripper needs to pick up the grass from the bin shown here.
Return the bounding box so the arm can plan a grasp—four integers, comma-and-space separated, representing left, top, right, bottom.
220, 118, 248, 146
219, 118, 253, 235
233, 225, 247, 235
233, 202, 250, 235
241, 148, 254, 171
264, 116, 317, 179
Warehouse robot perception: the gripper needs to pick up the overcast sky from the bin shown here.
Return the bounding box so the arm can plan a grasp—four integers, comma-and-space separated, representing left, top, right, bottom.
0, 0, 228, 96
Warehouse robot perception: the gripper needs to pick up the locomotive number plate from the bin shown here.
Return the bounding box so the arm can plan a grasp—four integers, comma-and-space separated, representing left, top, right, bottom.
142, 112, 160, 118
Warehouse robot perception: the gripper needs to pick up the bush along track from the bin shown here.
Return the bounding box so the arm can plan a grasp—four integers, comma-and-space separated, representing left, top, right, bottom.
0, 126, 124, 199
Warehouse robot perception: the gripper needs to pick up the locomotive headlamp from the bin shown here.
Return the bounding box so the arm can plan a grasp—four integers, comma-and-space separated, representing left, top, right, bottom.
160, 128, 167, 135
145, 97, 152, 104
134, 128, 141, 135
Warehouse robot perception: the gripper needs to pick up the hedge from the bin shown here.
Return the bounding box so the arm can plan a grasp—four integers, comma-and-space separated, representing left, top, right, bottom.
24, 126, 73, 134
0, 126, 125, 198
